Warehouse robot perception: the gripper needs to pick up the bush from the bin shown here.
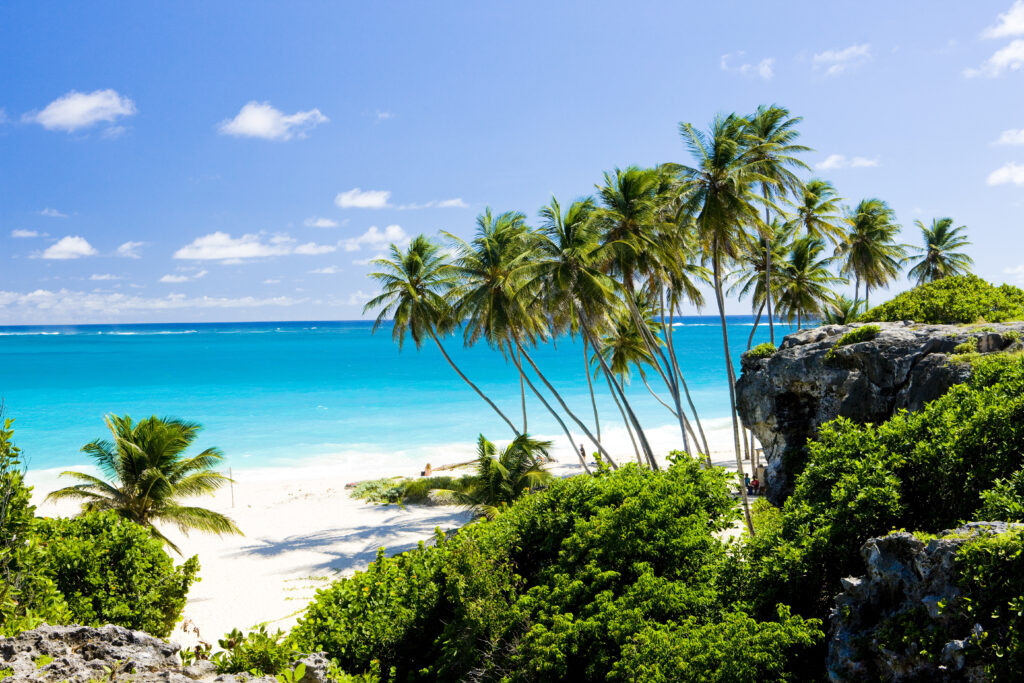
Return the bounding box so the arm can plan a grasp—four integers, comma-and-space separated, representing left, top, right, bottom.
746, 342, 777, 359
350, 476, 473, 505
860, 275, 1024, 324
34, 511, 199, 638
953, 339, 979, 355
824, 324, 880, 362
212, 626, 300, 676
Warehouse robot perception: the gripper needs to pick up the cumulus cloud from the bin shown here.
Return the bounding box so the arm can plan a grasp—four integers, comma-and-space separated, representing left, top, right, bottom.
1006, 264, 1024, 283
159, 270, 207, 283
263, 279, 281, 284
988, 161, 1024, 185
89, 274, 121, 281
397, 198, 469, 210
40, 236, 98, 260
346, 290, 373, 306
720, 52, 775, 79
983, 1, 1024, 39
813, 43, 872, 76
26, 89, 136, 132
304, 216, 339, 228
343, 225, 408, 252
218, 101, 328, 141
116, 241, 145, 259
40, 208, 68, 218
174, 232, 335, 262
11, 230, 40, 238
996, 128, 1024, 145
815, 154, 880, 170
352, 253, 385, 266
965, 39, 1024, 77
310, 266, 339, 274
336, 188, 392, 209
376, 110, 395, 121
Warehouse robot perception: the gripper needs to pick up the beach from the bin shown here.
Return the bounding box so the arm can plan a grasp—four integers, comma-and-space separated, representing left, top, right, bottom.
29, 421, 747, 646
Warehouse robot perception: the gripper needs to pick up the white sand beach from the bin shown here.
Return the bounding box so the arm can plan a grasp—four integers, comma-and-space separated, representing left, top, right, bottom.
29, 421, 751, 647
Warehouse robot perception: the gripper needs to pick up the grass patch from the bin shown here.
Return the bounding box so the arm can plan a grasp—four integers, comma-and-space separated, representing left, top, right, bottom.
33, 655, 53, 669
825, 324, 881, 362
746, 342, 778, 360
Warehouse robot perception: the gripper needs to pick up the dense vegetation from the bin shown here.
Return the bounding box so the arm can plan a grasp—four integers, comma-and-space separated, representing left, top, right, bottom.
860, 275, 1024, 324
0, 417, 200, 638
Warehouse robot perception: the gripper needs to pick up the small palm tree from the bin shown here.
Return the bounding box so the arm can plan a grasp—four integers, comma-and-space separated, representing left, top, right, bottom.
821, 295, 865, 325
905, 217, 973, 284
775, 236, 844, 329
46, 414, 241, 552
432, 434, 554, 519
835, 199, 906, 308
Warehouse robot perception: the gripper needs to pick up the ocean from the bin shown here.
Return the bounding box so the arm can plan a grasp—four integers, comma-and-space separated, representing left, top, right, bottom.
0, 317, 792, 478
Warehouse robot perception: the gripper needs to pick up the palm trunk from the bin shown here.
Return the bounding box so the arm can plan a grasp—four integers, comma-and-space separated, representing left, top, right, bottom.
516, 341, 618, 469
854, 276, 861, 308
657, 287, 693, 456
517, 346, 527, 432
712, 244, 754, 536
508, 340, 591, 474
428, 328, 520, 437
583, 336, 601, 441
747, 301, 766, 349
607, 372, 642, 465
642, 375, 678, 417
672, 301, 714, 465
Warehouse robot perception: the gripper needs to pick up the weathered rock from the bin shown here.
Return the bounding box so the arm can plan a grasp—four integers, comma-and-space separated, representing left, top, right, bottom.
736, 321, 1024, 503
0, 625, 322, 682
827, 522, 1022, 682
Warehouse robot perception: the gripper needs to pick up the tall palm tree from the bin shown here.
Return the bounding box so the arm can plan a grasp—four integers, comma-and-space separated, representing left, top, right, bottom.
364, 236, 521, 436
775, 236, 844, 329
677, 113, 769, 535
728, 219, 794, 347
905, 217, 973, 284
836, 199, 906, 308
46, 415, 240, 553
790, 178, 846, 245
745, 105, 810, 344
821, 294, 865, 324
431, 434, 554, 519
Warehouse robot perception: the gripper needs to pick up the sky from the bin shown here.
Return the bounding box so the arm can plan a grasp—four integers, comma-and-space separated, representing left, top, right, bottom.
2, 1, 1024, 324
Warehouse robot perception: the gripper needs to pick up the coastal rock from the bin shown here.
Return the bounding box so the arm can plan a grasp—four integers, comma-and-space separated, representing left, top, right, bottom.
827, 522, 1021, 682
735, 321, 1024, 503
0, 624, 319, 682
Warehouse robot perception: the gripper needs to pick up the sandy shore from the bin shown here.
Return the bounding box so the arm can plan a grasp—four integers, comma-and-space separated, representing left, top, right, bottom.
29, 421, 752, 646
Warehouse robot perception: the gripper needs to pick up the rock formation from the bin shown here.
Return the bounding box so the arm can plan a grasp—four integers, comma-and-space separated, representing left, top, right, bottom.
736, 321, 1024, 503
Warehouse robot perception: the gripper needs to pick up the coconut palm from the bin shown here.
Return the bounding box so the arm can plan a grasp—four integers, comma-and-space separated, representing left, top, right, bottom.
821, 294, 865, 324
835, 199, 906, 308
728, 219, 795, 347
745, 105, 810, 344
905, 217, 973, 284
431, 434, 554, 519
677, 112, 769, 535
775, 236, 844, 329
790, 179, 845, 245
46, 414, 240, 553
364, 236, 521, 436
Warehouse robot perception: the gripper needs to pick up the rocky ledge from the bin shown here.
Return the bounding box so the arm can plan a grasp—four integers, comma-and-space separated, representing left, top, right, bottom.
827, 522, 1021, 682
0, 624, 328, 683
736, 320, 1024, 503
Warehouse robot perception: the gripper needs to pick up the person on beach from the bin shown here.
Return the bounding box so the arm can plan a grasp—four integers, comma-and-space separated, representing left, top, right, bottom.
580, 444, 586, 461
751, 477, 760, 495
745, 474, 752, 495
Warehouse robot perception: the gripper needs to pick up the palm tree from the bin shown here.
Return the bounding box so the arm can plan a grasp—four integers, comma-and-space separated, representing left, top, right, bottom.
46, 415, 240, 553
745, 105, 810, 344
677, 113, 768, 535
431, 434, 554, 519
364, 236, 521, 436
905, 217, 973, 284
775, 236, 844, 329
790, 179, 846, 245
821, 294, 865, 324
835, 199, 906, 308
728, 219, 794, 347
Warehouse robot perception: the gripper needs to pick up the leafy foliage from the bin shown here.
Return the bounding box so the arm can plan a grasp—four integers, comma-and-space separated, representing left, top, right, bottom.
212, 626, 300, 676
824, 324, 880, 361
860, 275, 1024, 324
746, 342, 778, 359
350, 476, 473, 506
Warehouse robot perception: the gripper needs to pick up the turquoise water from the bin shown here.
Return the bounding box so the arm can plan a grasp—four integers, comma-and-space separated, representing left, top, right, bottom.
0, 317, 792, 474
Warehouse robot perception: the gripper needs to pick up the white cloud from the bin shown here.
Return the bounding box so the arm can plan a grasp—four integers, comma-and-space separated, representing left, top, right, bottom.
293, 242, 337, 255
352, 253, 385, 266
965, 39, 1024, 77
159, 270, 207, 283
1005, 264, 1024, 283
116, 241, 145, 259
174, 232, 335, 262
343, 225, 408, 252
346, 290, 372, 306
40, 236, 98, 260
40, 208, 68, 218
335, 188, 392, 209
27, 89, 136, 132
11, 229, 40, 238
813, 43, 872, 76
376, 110, 395, 121
218, 101, 328, 141
89, 274, 121, 281
815, 154, 880, 170
435, 198, 469, 208
304, 216, 339, 228
983, 1, 1024, 39
720, 52, 775, 79
263, 279, 281, 284
988, 161, 1024, 185
996, 128, 1024, 145
310, 266, 339, 274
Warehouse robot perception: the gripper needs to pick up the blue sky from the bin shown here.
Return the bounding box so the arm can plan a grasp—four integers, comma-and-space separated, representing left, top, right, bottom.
2, 1, 1023, 324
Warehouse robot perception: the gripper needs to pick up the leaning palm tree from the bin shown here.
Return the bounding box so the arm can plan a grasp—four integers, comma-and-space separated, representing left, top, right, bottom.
46, 414, 241, 553
905, 217, 973, 284
775, 236, 845, 329
835, 199, 906, 308
364, 236, 521, 437
431, 434, 554, 519
789, 178, 846, 246
821, 294, 865, 325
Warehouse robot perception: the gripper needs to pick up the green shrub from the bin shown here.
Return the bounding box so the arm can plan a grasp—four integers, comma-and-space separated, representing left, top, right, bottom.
860, 275, 1024, 324
825, 324, 880, 362
212, 626, 300, 676
34, 511, 199, 638
746, 342, 778, 359
953, 339, 979, 355
1004, 329, 1021, 344
350, 476, 474, 505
